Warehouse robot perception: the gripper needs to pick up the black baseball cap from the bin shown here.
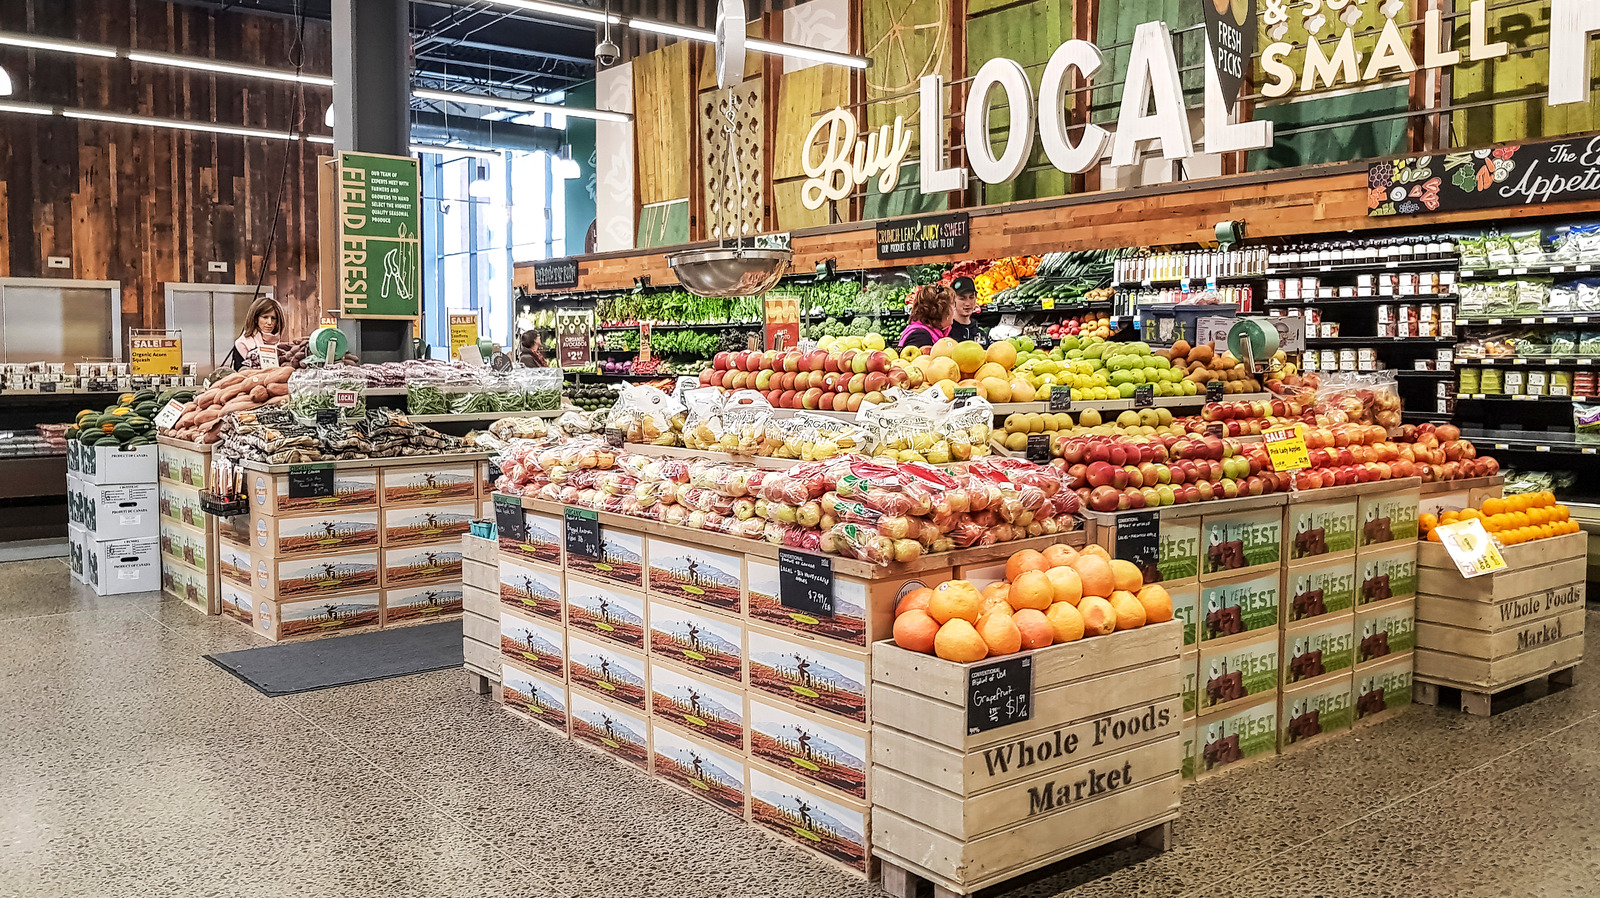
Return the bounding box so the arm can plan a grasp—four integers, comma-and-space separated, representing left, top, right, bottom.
950, 276, 977, 296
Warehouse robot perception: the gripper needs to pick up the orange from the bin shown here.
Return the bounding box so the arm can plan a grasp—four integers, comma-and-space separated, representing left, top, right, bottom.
928, 580, 984, 625
893, 610, 940, 653
976, 613, 1023, 656
981, 581, 1012, 603
1072, 555, 1117, 599
1420, 513, 1438, 532
1043, 566, 1084, 606
1012, 609, 1054, 650
1460, 508, 1482, 520
1135, 585, 1174, 623
1554, 504, 1571, 522
1540, 491, 1557, 506
1079, 544, 1112, 562
1109, 559, 1144, 593
1442, 510, 1461, 525
1009, 570, 1055, 612
980, 593, 1015, 618
1427, 529, 1443, 542
1005, 549, 1049, 582
934, 619, 989, 662
1041, 544, 1079, 569
1108, 590, 1147, 630
895, 587, 933, 618
1482, 497, 1505, 517
1045, 602, 1086, 644
1078, 596, 1117, 636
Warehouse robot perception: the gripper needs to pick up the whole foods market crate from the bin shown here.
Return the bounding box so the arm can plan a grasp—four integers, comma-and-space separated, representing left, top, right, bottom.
870, 621, 1182, 896
1414, 531, 1586, 715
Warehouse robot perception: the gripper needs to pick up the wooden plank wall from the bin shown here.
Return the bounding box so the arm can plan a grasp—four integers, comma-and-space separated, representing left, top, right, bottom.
632, 41, 695, 208
0, 0, 330, 343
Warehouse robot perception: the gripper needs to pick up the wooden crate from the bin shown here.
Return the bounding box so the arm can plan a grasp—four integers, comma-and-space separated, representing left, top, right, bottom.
462, 533, 498, 566
870, 618, 1181, 896
1200, 506, 1284, 582
463, 557, 497, 592
501, 663, 569, 735
1417, 531, 1588, 602
1278, 673, 1354, 753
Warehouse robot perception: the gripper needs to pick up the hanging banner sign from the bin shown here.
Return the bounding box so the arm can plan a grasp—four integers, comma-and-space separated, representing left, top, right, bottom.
532, 259, 580, 290
1201, 0, 1254, 113
449, 314, 480, 359
1369, 135, 1600, 217
337, 151, 422, 318
876, 212, 971, 260
130, 334, 182, 376
556, 308, 593, 370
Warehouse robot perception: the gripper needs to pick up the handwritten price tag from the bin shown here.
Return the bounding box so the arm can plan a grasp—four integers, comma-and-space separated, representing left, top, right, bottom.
1434, 518, 1507, 579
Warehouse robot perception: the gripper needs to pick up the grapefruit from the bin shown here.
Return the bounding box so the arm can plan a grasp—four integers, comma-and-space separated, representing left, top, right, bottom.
974, 362, 1009, 382
1005, 549, 1049, 582
893, 610, 939, 653
1013, 609, 1054, 649
953, 341, 988, 375
1044, 566, 1083, 606
1046, 601, 1086, 643
1041, 544, 1079, 568
976, 613, 1022, 656
895, 587, 933, 618
1079, 595, 1117, 636
986, 341, 1018, 370
1079, 544, 1111, 561
1135, 584, 1174, 623
934, 619, 989, 662
1108, 590, 1147, 630
980, 593, 1014, 618
928, 580, 983, 625
1008, 570, 1054, 611
1073, 554, 1117, 598
1109, 559, 1144, 593
931, 338, 958, 359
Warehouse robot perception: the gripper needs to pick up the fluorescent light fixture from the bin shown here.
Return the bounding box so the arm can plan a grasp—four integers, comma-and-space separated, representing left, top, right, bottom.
0, 33, 117, 58
0, 100, 53, 116
629, 20, 714, 41
413, 87, 631, 124
306, 134, 334, 144
126, 50, 335, 86
410, 143, 504, 161
0, 66, 11, 97
63, 108, 299, 140
746, 38, 867, 69
325, 104, 335, 127
486, 0, 618, 25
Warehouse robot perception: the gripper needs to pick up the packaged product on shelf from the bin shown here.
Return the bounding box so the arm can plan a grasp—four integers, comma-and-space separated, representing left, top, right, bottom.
405, 367, 458, 416
1459, 233, 1489, 269
609, 383, 685, 445
287, 366, 366, 421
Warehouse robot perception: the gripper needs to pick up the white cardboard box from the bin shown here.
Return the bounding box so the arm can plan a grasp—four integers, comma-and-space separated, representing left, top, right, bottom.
81, 482, 159, 542
67, 523, 87, 584
79, 444, 157, 486
85, 536, 160, 596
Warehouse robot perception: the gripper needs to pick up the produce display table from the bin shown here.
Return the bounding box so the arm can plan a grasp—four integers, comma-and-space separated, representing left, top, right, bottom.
490, 493, 1087, 877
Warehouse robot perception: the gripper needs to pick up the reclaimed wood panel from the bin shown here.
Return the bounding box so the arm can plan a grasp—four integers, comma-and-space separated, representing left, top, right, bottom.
965, 0, 1074, 204
1450, 0, 1600, 144
0, 0, 328, 345
633, 40, 695, 207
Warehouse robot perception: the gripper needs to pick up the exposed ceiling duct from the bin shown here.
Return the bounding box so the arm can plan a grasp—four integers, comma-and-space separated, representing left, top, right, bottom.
409, 110, 562, 154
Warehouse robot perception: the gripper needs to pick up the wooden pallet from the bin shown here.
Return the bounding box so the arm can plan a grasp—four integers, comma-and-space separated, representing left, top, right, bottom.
1414, 665, 1578, 717
876, 821, 1172, 898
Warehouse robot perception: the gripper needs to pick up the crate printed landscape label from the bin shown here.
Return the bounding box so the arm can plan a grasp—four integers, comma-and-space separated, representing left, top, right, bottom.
1283, 678, 1355, 745
1287, 560, 1356, 621
1285, 619, 1355, 684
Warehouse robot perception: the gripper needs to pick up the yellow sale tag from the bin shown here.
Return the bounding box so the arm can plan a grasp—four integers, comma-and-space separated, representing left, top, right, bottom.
1263, 425, 1310, 473
1041, 298, 1055, 309
1434, 518, 1507, 579
449, 313, 479, 358
130, 336, 182, 376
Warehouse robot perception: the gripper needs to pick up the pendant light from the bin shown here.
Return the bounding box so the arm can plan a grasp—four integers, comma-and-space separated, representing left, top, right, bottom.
0, 66, 12, 97
468, 161, 493, 198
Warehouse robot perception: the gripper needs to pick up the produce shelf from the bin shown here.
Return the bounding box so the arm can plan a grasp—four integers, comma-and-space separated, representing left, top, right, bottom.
1265, 295, 1457, 306
406, 410, 563, 423
1455, 314, 1600, 325
1459, 429, 1600, 456
1305, 336, 1455, 346
1265, 258, 1458, 276
1455, 357, 1599, 367
987, 392, 1271, 415
240, 450, 493, 475
1456, 393, 1578, 402
1393, 370, 1455, 378
1460, 263, 1600, 279
1114, 275, 1260, 287
596, 320, 762, 331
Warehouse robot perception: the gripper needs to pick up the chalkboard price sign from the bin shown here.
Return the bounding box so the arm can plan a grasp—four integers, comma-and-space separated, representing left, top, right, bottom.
779, 549, 834, 617
1048, 390, 1073, 412
967, 656, 1033, 734
1206, 381, 1225, 402
1115, 510, 1162, 585
1133, 384, 1154, 408
287, 463, 334, 499
494, 494, 526, 543
565, 507, 601, 560
1026, 433, 1051, 465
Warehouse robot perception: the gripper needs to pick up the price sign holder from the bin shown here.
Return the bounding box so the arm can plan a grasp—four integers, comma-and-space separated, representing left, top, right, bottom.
779, 549, 834, 617
1048, 390, 1073, 412
494, 494, 526, 543
953, 386, 978, 401
1206, 381, 1225, 402
1113, 510, 1161, 583
287, 463, 335, 499
315, 409, 339, 426
154, 400, 185, 431
565, 507, 601, 560
967, 656, 1033, 734
1026, 433, 1051, 465
1434, 518, 1507, 579
1133, 384, 1154, 408
258, 345, 280, 368
1264, 426, 1310, 472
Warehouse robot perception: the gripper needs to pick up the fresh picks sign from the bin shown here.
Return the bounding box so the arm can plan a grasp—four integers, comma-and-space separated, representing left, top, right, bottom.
800, 0, 1600, 208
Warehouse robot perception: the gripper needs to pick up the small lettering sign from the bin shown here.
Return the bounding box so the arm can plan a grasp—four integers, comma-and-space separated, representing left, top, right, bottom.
565, 507, 601, 560
494, 494, 526, 543
875, 211, 971, 260
779, 549, 834, 617
533, 258, 580, 289
287, 463, 335, 499
968, 656, 1033, 734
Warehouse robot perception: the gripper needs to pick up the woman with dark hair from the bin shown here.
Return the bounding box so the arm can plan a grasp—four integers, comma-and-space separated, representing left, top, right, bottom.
224, 296, 283, 368
899, 285, 954, 350
518, 329, 548, 368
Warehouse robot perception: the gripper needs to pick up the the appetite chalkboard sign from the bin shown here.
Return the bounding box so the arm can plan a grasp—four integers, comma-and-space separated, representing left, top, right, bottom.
1371, 136, 1600, 216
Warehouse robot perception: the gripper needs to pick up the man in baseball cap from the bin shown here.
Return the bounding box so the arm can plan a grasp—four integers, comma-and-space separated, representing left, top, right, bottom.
947, 276, 989, 346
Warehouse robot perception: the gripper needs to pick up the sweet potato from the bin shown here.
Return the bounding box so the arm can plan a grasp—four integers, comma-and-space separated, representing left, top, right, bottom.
249, 386, 269, 403
265, 382, 289, 397
196, 408, 222, 424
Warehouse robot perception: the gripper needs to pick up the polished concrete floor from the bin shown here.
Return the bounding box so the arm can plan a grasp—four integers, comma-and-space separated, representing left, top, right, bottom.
2, 557, 1598, 898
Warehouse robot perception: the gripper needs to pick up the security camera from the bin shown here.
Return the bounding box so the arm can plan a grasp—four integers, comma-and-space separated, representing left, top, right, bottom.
596, 39, 620, 66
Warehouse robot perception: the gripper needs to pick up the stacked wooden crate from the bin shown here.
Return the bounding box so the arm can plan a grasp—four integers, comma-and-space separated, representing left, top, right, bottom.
1278, 486, 1360, 753
156, 437, 218, 614
462, 533, 500, 695
1351, 485, 1419, 724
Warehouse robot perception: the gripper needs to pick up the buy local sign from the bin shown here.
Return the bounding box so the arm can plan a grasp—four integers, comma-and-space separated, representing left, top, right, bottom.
800, 0, 1600, 209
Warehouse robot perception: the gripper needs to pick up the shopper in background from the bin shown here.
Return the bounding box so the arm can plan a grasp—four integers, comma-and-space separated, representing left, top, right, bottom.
899, 285, 954, 349
947, 277, 989, 346
518, 329, 549, 368
225, 296, 283, 369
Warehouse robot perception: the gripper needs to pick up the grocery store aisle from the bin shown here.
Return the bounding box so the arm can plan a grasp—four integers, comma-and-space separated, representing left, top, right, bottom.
2, 558, 1598, 898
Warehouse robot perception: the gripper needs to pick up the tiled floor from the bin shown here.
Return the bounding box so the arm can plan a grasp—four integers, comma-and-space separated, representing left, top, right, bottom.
2, 557, 1597, 897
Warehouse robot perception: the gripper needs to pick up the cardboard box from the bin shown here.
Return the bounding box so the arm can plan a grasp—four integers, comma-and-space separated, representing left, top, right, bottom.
1158, 517, 1201, 583
566, 524, 644, 588
80, 482, 158, 542
382, 501, 476, 548
66, 473, 84, 526
217, 540, 252, 587
648, 598, 745, 685
1282, 612, 1355, 686
1279, 674, 1355, 751
500, 607, 567, 680
219, 580, 255, 625
1284, 555, 1357, 623
749, 694, 868, 803
497, 506, 563, 568
380, 462, 478, 506
1196, 695, 1278, 777
157, 443, 209, 489
1286, 497, 1357, 561
1358, 542, 1418, 605
1170, 580, 1199, 647
85, 536, 160, 596
67, 523, 87, 583
651, 722, 748, 818
569, 691, 651, 771
501, 664, 569, 734
1358, 488, 1420, 548
1181, 648, 1199, 717
747, 557, 905, 649
79, 443, 156, 485
1198, 631, 1279, 714
1198, 570, 1279, 642
159, 521, 209, 573
567, 577, 647, 650
250, 509, 380, 559
256, 592, 383, 642
1201, 508, 1282, 578
567, 632, 649, 710
161, 560, 213, 613
1181, 718, 1197, 780
1354, 654, 1413, 721
647, 537, 744, 616
159, 482, 207, 530
249, 467, 378, 516
385, 583, 465, 626
651, 660, 748, 752
1356, 597, 1416, 666
254, 550, 382, 602
747, 627, 868, 725
381, 543, 464, 588
748, 765, 869, 873
498, 556, 564, 623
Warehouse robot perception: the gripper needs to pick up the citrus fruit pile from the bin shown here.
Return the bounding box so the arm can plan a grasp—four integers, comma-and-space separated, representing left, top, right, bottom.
1421, 491, 1578, 545
892, 543, 1174, 662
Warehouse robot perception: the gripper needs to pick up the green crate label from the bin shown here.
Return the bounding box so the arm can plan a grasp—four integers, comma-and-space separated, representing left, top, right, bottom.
1355, 664, 1413, 719
1158, 521, 1200, 582
1285, 621, 1355, 684
1359, 551, 1418, 605
1358, 607, 1416, 662
1182, 660, 1198, 714
1200, 701, 1277, 771
1282, 680, 1355, 745
1202, 640, 1278, 709
1170, 586, 1199, 646
1181, 728, 1197, 780
1203, 513, 1282, 574
1361, 494, 1419, 545
1200, 574, 1279, 640
1288, 501, 1357, 558
1286, 562, 1357, 621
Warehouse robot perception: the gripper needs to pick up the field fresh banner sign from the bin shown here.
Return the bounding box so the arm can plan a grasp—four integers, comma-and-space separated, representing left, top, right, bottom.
338, 151, 422, 318
800, 0, 1600, 207
1370, 136, 1600, 216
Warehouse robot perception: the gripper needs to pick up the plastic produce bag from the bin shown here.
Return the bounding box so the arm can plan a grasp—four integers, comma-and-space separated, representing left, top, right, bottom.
287, 366, 366, 421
